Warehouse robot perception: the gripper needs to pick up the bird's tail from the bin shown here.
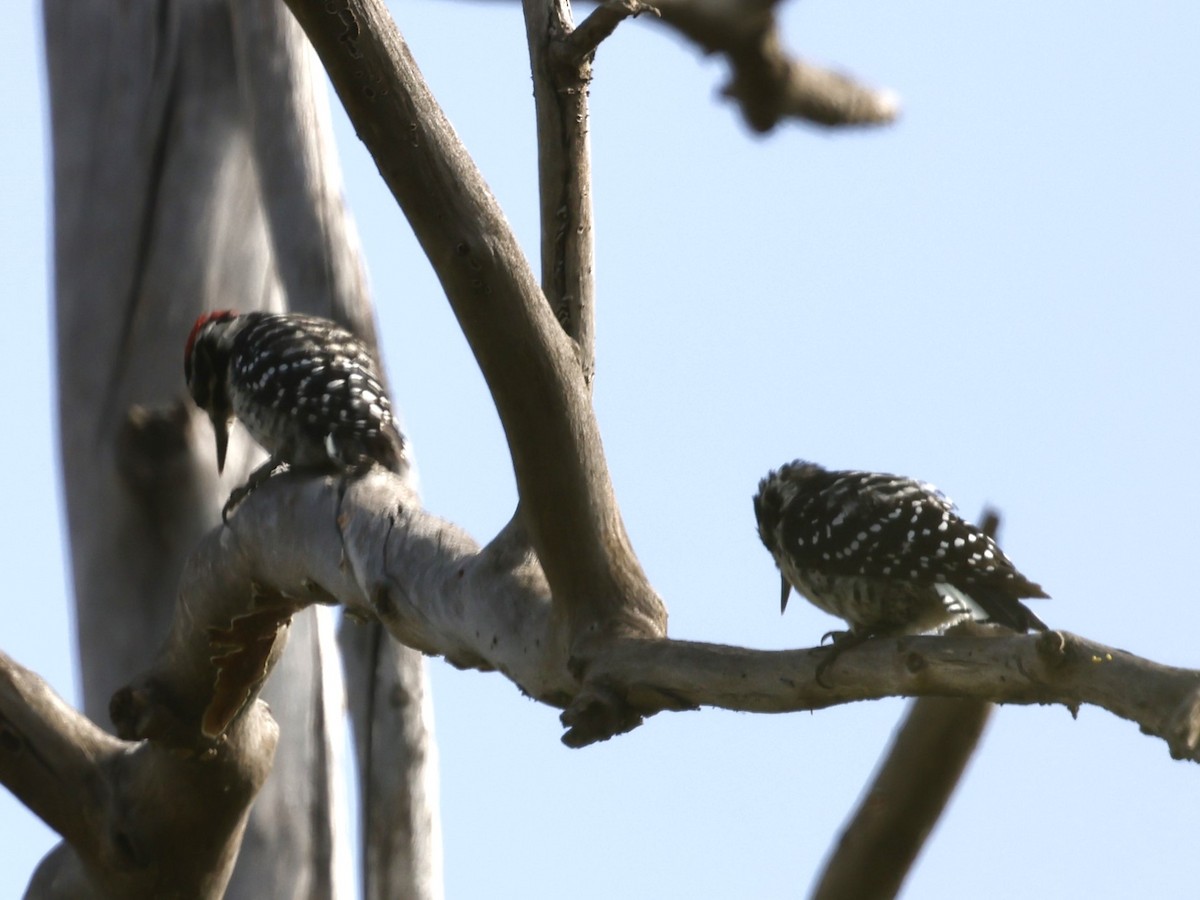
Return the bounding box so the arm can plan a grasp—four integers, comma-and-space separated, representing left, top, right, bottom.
970, 585, 1049, 633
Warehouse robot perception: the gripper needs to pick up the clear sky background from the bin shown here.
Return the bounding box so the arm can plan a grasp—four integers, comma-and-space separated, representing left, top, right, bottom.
3, 1, 1200, 897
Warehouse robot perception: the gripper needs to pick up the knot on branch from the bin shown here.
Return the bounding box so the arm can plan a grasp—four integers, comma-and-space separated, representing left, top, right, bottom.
110, 679, 214, 752
560, 678, 646, 748
1163, 687, 1200, 762
116, 401, 193, 493
1036, 628, 1071, 666
301, 577, 341, 606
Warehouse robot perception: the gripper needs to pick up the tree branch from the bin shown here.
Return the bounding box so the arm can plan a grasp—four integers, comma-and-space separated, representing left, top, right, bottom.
542, 0, 898, 131
523, 0, 598, 384
1, 650, 275, 899
646, 0, 898, 132
280, 0, 667, 645
569, 631, 1200, 754
810, 697, 991, 900
557, 0, 657, 64
118, 474, 1200, 756
0, 652, 123, 855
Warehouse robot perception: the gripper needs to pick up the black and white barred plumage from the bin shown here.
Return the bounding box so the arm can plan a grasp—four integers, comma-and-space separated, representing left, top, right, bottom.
185, 311, 405, 517
753, 460, 1048, 638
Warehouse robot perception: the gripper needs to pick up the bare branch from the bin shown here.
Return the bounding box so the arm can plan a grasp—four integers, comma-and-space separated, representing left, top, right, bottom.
123, 473, 1200, 755
475, 0, 895, 130
569, 631, 1200, 754
0, 652, 123, 853
811, 697, 992, 900
1, 650, 275, 899
280, 0, 667, 644
648, 0, 898, 132
557, 0, 659, 67
524, 0, 598, 383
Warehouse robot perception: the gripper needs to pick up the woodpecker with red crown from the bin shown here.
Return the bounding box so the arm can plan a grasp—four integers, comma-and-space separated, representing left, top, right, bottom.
184, 311, 406, 520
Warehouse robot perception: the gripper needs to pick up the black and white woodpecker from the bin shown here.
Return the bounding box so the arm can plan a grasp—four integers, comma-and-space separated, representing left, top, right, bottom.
184, 311, 406, 519
753, 460, 1048, 676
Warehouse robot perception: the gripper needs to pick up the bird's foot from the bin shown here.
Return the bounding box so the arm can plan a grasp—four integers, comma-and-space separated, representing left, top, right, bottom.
221, 456, 287, 525
820, 629, 852, 646
814, 630, 873, 688
221, 485, 249, 524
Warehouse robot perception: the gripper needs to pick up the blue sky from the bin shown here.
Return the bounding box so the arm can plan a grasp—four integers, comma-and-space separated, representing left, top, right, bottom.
3, 1, 1200, 896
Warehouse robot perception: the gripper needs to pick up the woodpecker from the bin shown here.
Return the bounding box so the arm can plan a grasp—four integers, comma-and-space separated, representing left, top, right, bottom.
754, 460, 1048, 679
184, 311, 406, 519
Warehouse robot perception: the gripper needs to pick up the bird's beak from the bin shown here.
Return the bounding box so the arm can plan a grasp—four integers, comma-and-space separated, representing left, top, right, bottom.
212, 414, 230, 475
780, 576, 792, 614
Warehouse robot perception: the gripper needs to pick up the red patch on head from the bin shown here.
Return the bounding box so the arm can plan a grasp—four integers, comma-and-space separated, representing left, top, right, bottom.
184, 310, 238, 363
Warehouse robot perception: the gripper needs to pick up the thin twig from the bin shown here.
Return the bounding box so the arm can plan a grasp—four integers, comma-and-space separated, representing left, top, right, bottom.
556, 0, 659, 65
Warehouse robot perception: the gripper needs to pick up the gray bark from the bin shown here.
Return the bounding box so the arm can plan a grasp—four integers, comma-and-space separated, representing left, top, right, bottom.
810, 696, 992, 900
341, 622, 444, 900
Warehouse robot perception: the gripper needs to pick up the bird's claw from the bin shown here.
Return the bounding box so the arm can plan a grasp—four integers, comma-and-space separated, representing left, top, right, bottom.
222, 485, 250, 524
221, 456, 287, 525
813, 630, 873, 688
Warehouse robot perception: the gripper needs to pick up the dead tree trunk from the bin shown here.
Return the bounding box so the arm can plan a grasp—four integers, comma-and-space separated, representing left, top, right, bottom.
41, 0, 440, 895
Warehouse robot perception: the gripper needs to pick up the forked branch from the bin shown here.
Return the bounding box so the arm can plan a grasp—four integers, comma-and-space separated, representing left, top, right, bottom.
0, 651, 275, 898
282, 0, 665, 646
553, 0, 898, 131
558, 0, 658, 64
